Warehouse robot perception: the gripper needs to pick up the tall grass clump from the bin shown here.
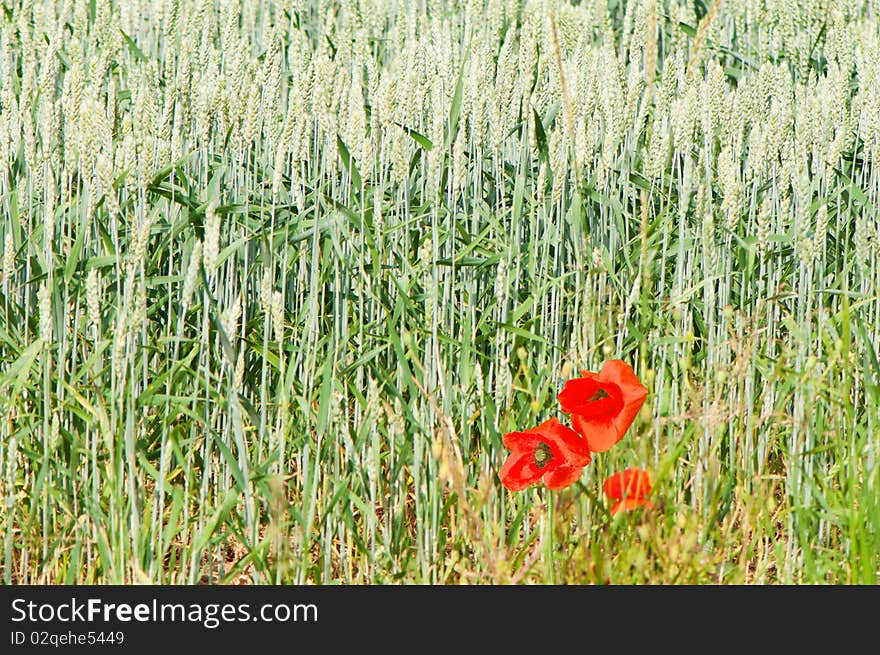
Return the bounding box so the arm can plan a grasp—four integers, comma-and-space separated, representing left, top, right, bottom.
0, 0, 878, 584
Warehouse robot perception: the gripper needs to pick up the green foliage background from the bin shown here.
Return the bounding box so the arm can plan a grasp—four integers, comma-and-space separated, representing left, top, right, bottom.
1, 0, 878, 583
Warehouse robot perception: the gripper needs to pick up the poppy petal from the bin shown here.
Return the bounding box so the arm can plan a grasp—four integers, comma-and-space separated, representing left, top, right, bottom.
503, 423, 575, 465
500, 419, 592, 491
603, 471, 623, 500
559, 360, 647, 448
557, 376, 601, 413
571, 412, 621, 453
543, 464, 584, 490
499, 450, 547, 491
539, 418, 591, 467
557, 377, 623, 419
603, 468, 652, 501
599, 360, 646, 391
599, 360, 648, 435
610, 403, 643, 445
502, 429, 543, 454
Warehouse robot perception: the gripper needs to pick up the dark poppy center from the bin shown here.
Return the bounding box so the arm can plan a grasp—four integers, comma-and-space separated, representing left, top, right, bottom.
570, 381, 623, 419
588, 388, 610, 402
533, 441, 553, 469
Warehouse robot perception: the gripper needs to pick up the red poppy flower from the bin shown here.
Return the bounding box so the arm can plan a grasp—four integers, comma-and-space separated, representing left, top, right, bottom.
603, 468, 653, 514
557, 359, 648, 452
500, 418, 591, 491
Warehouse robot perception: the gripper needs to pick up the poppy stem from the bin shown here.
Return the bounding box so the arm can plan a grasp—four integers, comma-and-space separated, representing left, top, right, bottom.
543, 493, 555, 584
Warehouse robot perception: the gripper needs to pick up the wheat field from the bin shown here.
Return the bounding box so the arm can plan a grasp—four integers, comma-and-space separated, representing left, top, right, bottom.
1, 0, 879, 584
